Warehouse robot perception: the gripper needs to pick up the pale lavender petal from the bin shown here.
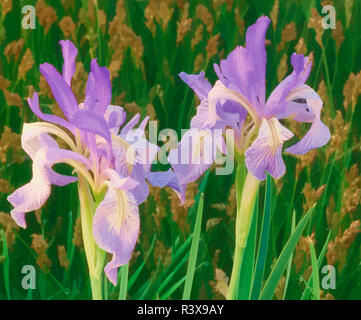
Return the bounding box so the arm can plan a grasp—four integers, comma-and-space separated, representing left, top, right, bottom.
125, 162, 149, 205
103, 168, 139, 190
121, 128, 159, 174
71, 109, 111, 143
7, 151, 51, 228
213, 16, 271, 114
179, 71, 212, 101
46, 167, 78, 186
245, 118, 294, 180
138, 116, 149, 131
92, 186, 139, 285
21, 122, 59, 159
244, 15, 271, 107
105, 105, 126, 128
59, 40, 78, 87
168, 129, 218, 184
28, 92, 75, 133
148, 169, 186, 204
285, 119, 330, 155
265, 53, 312, 117
7, 146, 85, 228
283, 84, 321, 122
284, 85, 331, 154
207, 81, 255, 128
120, 113, 140, 135
84, 59, 111, 116
39, 63, 78, 119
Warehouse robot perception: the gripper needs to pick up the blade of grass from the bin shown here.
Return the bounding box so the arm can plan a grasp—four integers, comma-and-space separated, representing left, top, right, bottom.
259, 205, 315, 300
237, 194, 258, 299
162, 262, 207, 300
182, 193, 204, 300
119, 263, 129, 300
301, 231, 331, 300
282, 210, 296, 300
1, 230, 10, 300
309, 240, 320, 300
250, 174, 272, 299
128, 235, 156, 290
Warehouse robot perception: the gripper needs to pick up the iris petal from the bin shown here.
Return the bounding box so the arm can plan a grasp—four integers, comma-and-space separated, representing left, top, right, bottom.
168, 129, 219, 185
245, 118, 294, 180
84, 59, 111, 116
179, 71, 212, 101
39, 63, 78, 119
92, 185, 139, 285
28, 92, 75, 133
59, 40, 78, 87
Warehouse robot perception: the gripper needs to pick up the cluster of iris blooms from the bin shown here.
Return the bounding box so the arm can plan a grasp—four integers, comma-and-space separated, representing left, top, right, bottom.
7, 16, 330, 299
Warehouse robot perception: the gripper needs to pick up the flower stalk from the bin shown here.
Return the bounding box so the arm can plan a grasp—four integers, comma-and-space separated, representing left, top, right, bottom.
227, 164, 260, 300
78, 175, 106, 300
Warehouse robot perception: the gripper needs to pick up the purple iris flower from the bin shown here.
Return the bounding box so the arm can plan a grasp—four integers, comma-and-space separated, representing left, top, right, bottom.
167, 16, 330, 189
7, 40, 160, 285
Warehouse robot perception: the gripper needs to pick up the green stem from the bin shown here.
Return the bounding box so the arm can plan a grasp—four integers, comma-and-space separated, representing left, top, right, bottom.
227, 168, 260, 300
78, 176, 106, 300
90, 275, 103, 300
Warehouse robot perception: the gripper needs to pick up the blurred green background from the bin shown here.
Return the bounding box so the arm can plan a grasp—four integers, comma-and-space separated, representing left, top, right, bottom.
0, 0, 361, 299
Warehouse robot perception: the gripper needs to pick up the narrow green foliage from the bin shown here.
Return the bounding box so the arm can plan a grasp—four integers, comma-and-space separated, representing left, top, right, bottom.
259, 206, 315, 300
251, 174, 273, 299
309, 240, 320, 300
183, 193, 204, 300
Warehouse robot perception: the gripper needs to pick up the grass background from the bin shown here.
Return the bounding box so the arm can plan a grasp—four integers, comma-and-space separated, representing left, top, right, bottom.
0, 0, 361, 299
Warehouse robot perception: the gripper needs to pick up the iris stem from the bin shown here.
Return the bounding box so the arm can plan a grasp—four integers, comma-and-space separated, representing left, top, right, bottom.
227, 166, 260, 300
78, 175, 106, 300
90, 275, 103, 300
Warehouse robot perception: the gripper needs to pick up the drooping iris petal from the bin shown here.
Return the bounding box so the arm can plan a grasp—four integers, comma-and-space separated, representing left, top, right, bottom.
59, 40, 78, 87
7, 149, 52, 228
285, 120, 330, 155
122, 127, 159, 175
92, 184, 139, 285
148, 169, 187, 204
168, 128, 220, 185
284, 85, 331, 154
39, 63, 78, 119
28, 92, 75, 133
179, 71, 212, 101
245, 118, 294, 180
84, 59, 111, 116
265, 53, 312, 118
7, 146, 89, 228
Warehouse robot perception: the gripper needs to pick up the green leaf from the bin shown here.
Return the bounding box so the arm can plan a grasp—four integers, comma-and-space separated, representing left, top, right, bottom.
237, 194, 258, 299
162, 262, 206, 300
1, 230, 10, 300
301, 231, 331, 300
128, 235, 156, 290
283, 210, 296, 300
183, 193, 204, 300
309, 240, 320, 300
119, 263, 129, 300
259, 206, 315, 300
250, 174, 272, 299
